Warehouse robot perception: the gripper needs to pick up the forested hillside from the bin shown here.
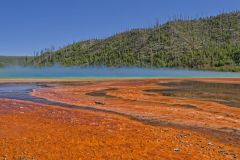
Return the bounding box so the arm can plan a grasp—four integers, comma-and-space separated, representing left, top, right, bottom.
32, 12, 240, 71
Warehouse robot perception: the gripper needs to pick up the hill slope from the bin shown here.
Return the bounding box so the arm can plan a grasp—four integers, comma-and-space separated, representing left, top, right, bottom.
0, 56, 32, 67
33, 12, 240, 71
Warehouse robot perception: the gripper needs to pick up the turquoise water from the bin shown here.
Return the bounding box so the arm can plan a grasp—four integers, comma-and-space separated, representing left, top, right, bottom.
0, 66, 240, 78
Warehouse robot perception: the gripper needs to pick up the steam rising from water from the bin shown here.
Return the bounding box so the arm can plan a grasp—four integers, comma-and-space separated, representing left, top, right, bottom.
0, 66, 240, 78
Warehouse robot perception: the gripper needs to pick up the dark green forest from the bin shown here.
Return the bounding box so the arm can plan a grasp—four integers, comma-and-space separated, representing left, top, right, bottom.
31, 12, 240, 71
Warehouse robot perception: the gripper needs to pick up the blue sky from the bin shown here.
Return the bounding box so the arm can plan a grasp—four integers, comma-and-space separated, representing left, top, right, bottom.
1, 0, 240, 56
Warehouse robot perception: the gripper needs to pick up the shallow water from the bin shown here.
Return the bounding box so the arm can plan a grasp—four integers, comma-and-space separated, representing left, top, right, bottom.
0, 82, 172, 124
157, 81, 240, 107
0, 66, 240, 78
0, 83, 108, 112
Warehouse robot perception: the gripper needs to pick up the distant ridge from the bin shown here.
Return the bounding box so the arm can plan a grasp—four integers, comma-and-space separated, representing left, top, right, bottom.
0, 56, 32, 67
33, 11, 240, 72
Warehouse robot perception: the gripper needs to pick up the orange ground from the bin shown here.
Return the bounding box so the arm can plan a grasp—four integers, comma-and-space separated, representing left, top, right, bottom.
0, 78, 240, 159
33, 79, 240, 144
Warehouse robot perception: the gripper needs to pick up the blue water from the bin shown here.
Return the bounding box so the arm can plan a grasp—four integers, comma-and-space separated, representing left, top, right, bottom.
0, 66, 240, 78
